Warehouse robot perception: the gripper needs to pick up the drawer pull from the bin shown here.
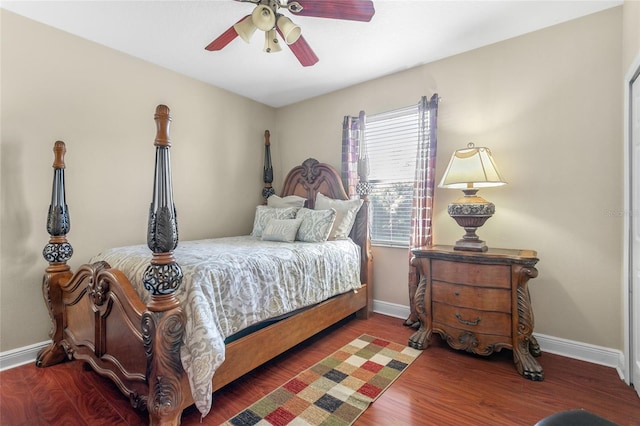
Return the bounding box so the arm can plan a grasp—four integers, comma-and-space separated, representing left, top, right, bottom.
454, 291, 460, 296
455, 313, 481, 326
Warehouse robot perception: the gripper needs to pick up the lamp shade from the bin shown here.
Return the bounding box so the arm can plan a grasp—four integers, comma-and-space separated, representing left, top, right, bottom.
276, 15, 301, 44
252, 4, 276, 31
263, 29, 281, 53
439, 143, 507, 189
233, 15, 257, 43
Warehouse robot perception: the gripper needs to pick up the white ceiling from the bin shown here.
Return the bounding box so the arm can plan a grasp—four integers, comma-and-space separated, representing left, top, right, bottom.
1, 0, 622, 108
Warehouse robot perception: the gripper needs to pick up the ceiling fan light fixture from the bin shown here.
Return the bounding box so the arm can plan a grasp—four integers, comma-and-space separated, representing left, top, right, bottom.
205, 0, 375, 66
263, 29, 281, 53
276, 15, 301, 45
252, 4, 277, 31
233, 15, 257, 43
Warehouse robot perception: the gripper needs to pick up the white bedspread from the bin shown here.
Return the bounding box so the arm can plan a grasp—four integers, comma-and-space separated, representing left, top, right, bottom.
90, 235, 361, 417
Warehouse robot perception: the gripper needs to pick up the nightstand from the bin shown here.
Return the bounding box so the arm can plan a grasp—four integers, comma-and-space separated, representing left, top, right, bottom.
408, 245, 543, 380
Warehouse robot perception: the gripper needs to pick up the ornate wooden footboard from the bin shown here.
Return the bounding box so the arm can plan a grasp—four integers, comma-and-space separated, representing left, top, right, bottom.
36, 105, 372, 425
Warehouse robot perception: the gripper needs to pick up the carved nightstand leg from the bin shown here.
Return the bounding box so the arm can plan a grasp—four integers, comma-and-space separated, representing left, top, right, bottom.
529, 334, 542, 357
409, 328, 432, 350
514, 338, 544, 381
514, 267, 543, 380
408, 264, 430, 350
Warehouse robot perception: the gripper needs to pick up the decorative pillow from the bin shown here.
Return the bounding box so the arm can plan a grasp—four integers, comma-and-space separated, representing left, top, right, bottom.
295, 208, 336, 243
315, 193, 363, 240
251, 206, 299, 237
262, 218, 303, 243
267, 194, 307, 208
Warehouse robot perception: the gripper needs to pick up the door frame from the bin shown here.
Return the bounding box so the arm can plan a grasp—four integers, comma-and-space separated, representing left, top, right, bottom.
623, 51, 640, 391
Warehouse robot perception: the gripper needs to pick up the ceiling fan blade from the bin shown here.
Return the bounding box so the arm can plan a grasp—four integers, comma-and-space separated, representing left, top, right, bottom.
283, 33, 319, 67
289, 0, 375, 22
205, 15, 253, 51
205, 26, 238, 51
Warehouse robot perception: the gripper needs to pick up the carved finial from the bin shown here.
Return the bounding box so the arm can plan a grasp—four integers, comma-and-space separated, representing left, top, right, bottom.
154, 104, 171, 147
53, 141, 66, 169
262, 130, 274, 200
44, 141, 72, 265
145, 104, 182, 297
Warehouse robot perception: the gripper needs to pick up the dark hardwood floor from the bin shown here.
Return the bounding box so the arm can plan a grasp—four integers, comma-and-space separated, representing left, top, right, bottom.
1, 313, 639, 425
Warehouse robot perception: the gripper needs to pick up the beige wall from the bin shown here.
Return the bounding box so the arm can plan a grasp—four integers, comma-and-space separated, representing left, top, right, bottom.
0, 6, 629, 354
277, 7, 624, 349
623, 0, 640, 71
0, 10, 276, 351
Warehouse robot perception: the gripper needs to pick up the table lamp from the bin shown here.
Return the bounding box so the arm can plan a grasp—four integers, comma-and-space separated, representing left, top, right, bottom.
439, 143, 506, 251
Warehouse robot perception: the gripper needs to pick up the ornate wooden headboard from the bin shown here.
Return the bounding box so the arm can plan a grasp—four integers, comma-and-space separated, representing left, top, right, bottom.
280, 158, 349, 207
279, 157, 372, 301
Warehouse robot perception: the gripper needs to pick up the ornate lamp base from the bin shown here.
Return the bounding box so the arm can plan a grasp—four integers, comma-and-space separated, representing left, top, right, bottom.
447, 189, 495, 252
453, 231, 488, 252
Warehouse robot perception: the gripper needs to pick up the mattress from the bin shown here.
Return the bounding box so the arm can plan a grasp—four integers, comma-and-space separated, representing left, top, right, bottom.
90, 235, 362, 416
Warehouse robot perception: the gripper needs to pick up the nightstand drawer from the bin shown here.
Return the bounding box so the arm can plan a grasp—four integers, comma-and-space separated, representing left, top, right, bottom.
432, 322, 512, 352
433, 302, 512, 337
431, 259, 511, 289
432, 281, 511, 313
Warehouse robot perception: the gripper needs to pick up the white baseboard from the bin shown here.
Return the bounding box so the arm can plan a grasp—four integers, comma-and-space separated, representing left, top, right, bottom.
0, 301, 627, 382
532, 333, 626, 379
373, 299, 411, 320
372, 300, 627, 381
0, 340, 51, 371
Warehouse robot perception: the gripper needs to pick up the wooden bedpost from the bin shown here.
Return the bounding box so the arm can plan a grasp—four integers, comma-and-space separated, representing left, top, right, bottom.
37, 141, 75, 367
262, 130, 275, 201
140, 105, 187, 426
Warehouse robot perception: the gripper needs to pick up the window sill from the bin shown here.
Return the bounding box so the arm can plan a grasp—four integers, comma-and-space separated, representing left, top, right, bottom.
371, 242, 409, 249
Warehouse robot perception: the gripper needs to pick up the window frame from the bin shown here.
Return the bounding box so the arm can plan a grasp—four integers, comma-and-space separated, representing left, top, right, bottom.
364, 104, 421, 248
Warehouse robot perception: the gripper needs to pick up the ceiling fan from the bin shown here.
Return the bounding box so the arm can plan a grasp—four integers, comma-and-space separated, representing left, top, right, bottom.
205, 0, 375, 67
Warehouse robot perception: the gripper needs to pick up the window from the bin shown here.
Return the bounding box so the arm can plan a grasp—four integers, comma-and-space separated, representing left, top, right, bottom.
365, 104, 420, 247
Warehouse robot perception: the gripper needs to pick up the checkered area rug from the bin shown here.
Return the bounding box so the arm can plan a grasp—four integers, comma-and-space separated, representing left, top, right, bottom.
221, 334, 422, 426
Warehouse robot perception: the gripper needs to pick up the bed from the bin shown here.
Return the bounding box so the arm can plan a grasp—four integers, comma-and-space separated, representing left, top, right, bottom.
36, 105, 373, 425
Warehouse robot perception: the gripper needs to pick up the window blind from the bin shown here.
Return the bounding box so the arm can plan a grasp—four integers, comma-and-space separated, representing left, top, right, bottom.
365, 104, 420, 246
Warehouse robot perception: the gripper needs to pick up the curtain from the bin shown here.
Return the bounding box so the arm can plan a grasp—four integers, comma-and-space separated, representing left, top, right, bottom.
405, 94, 439, 327
341, 111, 365, 199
